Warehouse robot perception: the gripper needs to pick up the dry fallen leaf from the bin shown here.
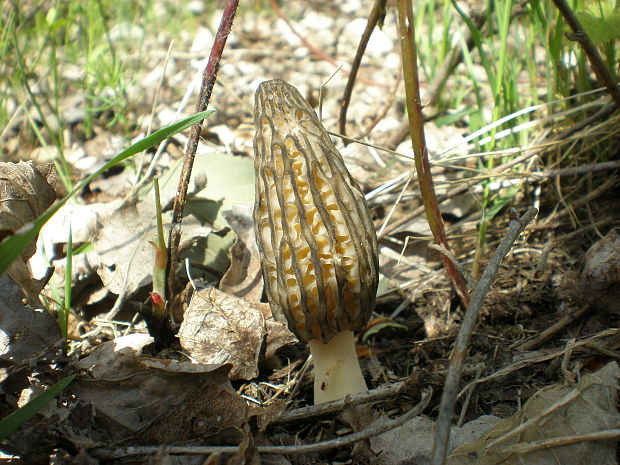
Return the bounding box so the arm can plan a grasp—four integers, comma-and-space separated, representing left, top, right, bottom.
0, 161, 57, 250
86, 196, 211, 300
220, 204, 264, 302
178, 286, 267, 380
0, 274, 60, 373
448, 362, 620, 465
72, 333, 244, 445
0, 161, 57, 304
87, 199, 155, 297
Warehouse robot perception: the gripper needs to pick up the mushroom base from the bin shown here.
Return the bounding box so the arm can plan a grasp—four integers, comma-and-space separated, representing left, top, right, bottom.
309, 330, 368, 404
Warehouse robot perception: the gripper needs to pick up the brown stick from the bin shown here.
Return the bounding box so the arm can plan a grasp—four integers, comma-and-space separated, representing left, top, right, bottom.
397, 0, 470, 308
339, 0, 388, 145
166, 0, 239, 299
431, 208, 538, 465
90, 388, 432, 459
517, 305, 592, 352
273, 380, 406, 424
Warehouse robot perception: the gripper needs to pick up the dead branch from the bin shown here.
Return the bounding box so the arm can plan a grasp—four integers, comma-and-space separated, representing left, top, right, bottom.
167, 0, 239, 301
273, 380, 406, 424
90, 388, 431, 459
339, 0, 388, 144
431, 207, 538, 465
517, 305, 591, 352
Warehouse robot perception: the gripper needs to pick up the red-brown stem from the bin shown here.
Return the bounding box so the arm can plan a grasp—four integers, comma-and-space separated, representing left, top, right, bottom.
396, 0, 470, 308
166, 0, 239, 299
551, 0, 620, 108
339, 0, 388, 145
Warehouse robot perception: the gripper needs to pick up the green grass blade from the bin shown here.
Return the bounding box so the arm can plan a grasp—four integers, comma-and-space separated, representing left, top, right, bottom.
61, 223, 73, 341
0, 374, 77, 441
451, 0, 497, 93
0, 109, 214, 276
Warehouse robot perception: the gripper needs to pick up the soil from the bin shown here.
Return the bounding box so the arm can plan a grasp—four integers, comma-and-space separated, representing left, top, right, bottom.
1, 1, 620, 464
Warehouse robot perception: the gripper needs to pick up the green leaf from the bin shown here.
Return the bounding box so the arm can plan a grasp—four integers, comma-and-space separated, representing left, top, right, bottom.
183, 231, 235, 282
362, 320, 408, 342
0, 374, 77, 441
575, 11, 620, 44
0, 109, 214, 276
159, 151, 255, 229
486, 185, 520, 220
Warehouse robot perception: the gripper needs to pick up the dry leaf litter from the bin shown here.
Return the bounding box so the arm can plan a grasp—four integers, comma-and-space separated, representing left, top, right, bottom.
0, 1, 619, 464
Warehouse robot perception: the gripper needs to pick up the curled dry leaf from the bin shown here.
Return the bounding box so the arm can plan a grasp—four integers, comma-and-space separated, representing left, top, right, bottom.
448, 362, 620, 465
220, 204, 264, 301
72, 333, 252, 445
179, 286, 266, 380
0, 161, 57, 304
179, 286, 297, 380
0, 161, 57, 253
0, 274, 60, 372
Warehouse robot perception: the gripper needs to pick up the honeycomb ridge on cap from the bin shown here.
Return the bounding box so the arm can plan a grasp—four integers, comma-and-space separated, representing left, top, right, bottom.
253, 79, 379, 344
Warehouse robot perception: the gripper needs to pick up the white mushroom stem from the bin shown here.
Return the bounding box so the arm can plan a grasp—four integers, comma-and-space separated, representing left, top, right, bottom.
308, 330, 368, 404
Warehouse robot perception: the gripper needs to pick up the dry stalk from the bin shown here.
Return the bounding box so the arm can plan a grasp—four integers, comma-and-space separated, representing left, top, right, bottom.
339, 0, 388, 144
431, 207, 538, 465
167, 0, 239, 300
462, 327, 620, 400
90, 388, 431, 459
397, 0, 470, 308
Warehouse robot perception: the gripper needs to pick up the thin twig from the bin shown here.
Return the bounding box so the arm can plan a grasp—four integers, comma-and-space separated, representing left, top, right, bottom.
551, 0, 620, 107
463, 328, 620, 398
498, 429, 620, 454
360, 71, 402, 138
274, 381, 406, 424
457, 365, 482, 427
484, 388, 583, 451
90, 388, 431, 459
431, 207, 538, 465
397, 0, 470, 308
535, 159, 620, 178
166, 0, 239, 299
517, 305, 591, 352
339, 0, 388, 145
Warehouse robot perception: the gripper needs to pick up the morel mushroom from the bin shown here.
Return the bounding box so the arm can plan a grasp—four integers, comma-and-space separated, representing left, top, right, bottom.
253, 80, 379, 404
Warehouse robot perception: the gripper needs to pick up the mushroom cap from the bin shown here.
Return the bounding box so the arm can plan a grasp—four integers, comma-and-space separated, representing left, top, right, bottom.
253, 79, 379, 344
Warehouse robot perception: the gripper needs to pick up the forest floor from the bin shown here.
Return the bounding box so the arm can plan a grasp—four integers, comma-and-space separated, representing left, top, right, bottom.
1, 1, 620, 464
